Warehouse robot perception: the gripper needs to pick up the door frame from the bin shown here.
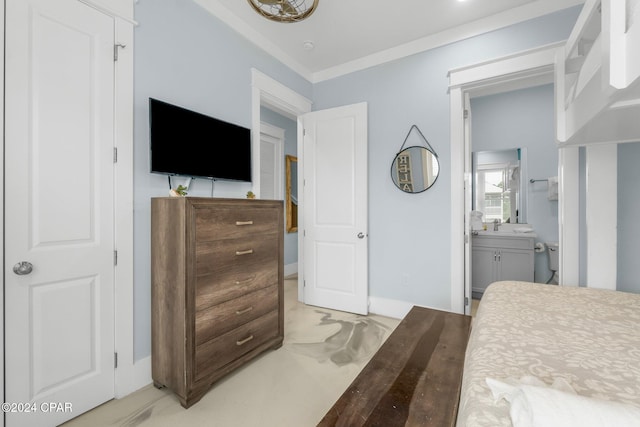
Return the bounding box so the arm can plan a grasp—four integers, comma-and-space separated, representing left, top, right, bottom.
1, 1, 6, 413
111, 6, 139, 398
1, 1, 139, 416
259, 121, 285, 200
251, 69, 312, 301
448, 42, 578, 314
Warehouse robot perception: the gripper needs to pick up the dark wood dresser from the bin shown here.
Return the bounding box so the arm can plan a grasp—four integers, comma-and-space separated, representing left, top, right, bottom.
151, 197, 284, 408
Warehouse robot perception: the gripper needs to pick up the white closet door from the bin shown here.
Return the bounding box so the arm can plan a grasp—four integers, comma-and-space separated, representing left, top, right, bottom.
4, 0, 116, 425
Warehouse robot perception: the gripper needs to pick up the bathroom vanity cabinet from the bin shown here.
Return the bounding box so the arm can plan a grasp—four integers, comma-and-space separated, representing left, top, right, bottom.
472, 234, 534, 299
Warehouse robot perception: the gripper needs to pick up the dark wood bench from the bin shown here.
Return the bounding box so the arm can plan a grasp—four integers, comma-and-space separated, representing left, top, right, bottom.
317, 306, 471, 427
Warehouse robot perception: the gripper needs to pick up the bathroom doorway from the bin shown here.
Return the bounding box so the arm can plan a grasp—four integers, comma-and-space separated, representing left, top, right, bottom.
470, 84, 560, 284
449, 44, 564, 315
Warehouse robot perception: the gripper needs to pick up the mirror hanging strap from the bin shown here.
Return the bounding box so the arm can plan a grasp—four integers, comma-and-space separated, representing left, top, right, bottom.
397, 124, 438, 157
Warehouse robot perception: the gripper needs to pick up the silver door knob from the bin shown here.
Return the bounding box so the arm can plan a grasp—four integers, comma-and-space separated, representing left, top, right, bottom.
13, 261, 33, 275
357, 232, 366, 239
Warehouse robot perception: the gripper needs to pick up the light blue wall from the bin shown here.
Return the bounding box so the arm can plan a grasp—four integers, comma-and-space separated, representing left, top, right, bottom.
579, 147, 587, 286
576, 145, 640, 292
134, 0, 311, 361
471, 84, 558, 283
260, 107, 298, 267
133, 1, 582, 360
618, 142, 640, 294
312, 7, 580, 308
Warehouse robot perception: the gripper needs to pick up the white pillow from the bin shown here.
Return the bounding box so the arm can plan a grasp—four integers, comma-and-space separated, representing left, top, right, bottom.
486, 377, 640, 427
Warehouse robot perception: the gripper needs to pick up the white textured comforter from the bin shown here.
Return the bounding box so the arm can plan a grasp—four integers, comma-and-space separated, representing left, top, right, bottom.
456, 281, 640, 427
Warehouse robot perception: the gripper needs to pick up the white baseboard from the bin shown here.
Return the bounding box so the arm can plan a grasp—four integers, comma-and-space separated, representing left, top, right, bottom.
368, 296, 414, 319
115, 355, 152, 399
368, 296, 451, 320
284, 262, 298, 278
131, 355, 153, 391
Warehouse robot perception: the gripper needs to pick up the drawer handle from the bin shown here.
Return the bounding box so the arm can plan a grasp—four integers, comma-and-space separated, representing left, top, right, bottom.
236, 221, 254, 226
235, 275, 256, 285
236, 249, 254, 256
236, 306, 254, 315
236, 335, 254, 346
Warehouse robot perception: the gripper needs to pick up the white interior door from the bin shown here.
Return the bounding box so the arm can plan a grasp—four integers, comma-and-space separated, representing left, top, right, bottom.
259, 122, 284, 200
5, 0, 116, 425
301, 103, 368, 315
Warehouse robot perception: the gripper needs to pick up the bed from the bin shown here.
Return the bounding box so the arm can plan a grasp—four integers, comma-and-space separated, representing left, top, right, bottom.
457, 281, 640, 427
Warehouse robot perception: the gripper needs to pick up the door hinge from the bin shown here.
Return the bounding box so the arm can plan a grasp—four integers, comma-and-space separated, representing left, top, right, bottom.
465, 297, 469, 307
303, 280, 306, 287
114, 43, 126, 61
114, 250, 118, 266
464, 109, 469, 119
114, 352, 118, 369
303, 129, 306, 136
113, 147, 118, 163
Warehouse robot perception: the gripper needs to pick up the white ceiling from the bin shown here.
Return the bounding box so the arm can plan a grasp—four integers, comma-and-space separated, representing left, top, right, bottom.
193, 0, 584, 82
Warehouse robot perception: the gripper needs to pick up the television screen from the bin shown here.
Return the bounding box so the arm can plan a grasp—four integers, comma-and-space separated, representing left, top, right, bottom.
149, 98, 252, 182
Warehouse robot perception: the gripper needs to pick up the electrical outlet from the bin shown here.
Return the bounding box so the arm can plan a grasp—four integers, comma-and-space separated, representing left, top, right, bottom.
401, 274, 409, 287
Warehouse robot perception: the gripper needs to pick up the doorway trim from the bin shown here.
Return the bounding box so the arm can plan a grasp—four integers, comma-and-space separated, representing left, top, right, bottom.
448, 42, 572, 314
251, 69, 312, 301
113, 13, 139, 398
1, 2, 6, 412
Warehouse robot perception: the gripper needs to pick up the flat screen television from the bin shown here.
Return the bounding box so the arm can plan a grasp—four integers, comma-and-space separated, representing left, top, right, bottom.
149, 98, 252, 182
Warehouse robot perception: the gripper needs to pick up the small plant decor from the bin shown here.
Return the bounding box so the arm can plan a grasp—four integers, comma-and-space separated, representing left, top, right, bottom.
169, 185, 188, 197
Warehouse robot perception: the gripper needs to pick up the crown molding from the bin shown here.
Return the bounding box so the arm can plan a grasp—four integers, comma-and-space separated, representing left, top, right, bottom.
193, 0, 584, 84
312, 0, 584, 82
193, 0, 314, 82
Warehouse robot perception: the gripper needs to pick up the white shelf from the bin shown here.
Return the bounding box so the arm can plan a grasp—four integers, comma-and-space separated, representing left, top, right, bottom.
556, 0, 640, 146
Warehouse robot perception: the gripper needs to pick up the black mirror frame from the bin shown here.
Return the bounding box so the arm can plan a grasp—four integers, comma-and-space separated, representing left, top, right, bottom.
391, 146, 440, 194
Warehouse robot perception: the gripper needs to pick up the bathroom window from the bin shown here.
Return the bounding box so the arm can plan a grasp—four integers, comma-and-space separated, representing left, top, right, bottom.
475, 164, 516, 223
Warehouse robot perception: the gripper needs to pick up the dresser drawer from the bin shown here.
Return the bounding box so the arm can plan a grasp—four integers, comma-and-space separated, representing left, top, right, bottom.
195, 236, 278, 309
196, 235, 278, 276
194, 310, 279, 381
195, 285, 278, 346
195, 207, 279, 242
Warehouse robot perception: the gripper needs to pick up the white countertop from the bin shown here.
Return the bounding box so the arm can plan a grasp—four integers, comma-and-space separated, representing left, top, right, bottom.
472, 230, 538, 239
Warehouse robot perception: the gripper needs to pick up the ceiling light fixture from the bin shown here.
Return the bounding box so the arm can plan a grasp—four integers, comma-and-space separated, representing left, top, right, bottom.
247, 0, 319, 23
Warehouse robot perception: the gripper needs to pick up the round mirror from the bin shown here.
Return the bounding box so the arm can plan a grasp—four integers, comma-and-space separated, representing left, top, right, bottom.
391, 146, 440, 193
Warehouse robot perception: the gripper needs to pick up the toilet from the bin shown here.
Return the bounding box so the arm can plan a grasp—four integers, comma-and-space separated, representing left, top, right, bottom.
546, 242, 559, 284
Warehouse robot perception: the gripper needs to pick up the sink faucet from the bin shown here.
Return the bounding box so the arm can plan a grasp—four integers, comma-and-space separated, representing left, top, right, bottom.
493, 219, 501, 231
